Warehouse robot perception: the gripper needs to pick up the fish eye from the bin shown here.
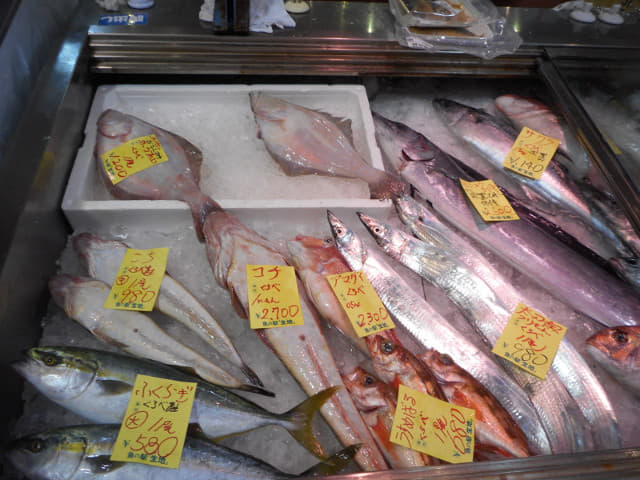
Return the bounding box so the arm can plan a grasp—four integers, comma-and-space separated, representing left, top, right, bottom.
613, 329, 629, 344
441, 354, 454, 366
43, 355, 59, 367
335, 227, 344, 235
382, 341, 395, 354
29, 439, 44, 453
373, 226, 382, 234
362, 375, 376, 386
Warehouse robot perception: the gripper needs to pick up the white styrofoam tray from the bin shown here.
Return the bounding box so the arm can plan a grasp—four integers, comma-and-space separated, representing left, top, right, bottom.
62, 84, 391, 233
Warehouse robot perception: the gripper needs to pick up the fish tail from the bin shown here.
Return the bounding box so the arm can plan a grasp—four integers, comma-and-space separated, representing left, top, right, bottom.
368, 171, 409, 200
281, 386, 340, 459
298, 444, 362, 476
193, 195, 223, 241
240, 364, 265, 388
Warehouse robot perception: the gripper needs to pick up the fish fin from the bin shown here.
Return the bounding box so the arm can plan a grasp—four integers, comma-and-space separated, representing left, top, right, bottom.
229, 285, 248, 319
193, 196, 223, 241
232, 383, 276, 397
240, 364, 265, 388
368, 171, 409, 199
299, 444, 362, 477
161, 128, 204, 183
96, 379, 133, 395
280, 386, 340, 459
86, 455, 126, 474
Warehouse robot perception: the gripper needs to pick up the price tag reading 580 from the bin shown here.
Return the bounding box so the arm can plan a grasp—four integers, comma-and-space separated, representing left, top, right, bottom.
326, 271, 395, 337
247, 265, 305, 329
111, 375, 197, 469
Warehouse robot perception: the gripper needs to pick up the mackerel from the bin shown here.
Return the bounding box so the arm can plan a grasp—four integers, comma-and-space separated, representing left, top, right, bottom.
327, 210, 552, 455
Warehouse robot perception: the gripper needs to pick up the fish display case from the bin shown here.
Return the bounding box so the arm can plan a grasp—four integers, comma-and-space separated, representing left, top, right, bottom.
2, 1, 640, 478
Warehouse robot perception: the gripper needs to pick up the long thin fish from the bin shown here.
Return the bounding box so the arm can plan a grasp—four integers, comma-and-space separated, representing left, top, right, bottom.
202, 210, 388, 472
7, 425, 360, 479
48, 274, 271, 396
359, 207, 605, 452
73, 232, 262, 388
13, 345, 336, 459
372, 111, 640, 328
327, 210, 552, 455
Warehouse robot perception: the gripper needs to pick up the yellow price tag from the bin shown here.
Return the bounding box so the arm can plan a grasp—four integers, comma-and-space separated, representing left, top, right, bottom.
101, 134, 170, 185
460, 179, 520, 222
326, 271, 395, 337
492, 302, 567, 380
247, 265, 304, 329
503, 127, 561, 180
391, 384, 475, 464
111, 374, 197, 469
104, 248, 169, 311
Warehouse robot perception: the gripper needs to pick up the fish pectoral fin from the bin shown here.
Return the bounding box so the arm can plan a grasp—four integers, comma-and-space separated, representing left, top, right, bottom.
86, 455, 127, 474
96, 379, 134, 396
229, 285, 248, 319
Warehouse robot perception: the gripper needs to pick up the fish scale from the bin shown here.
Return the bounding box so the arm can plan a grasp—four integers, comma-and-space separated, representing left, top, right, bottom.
327, 211, 553, 456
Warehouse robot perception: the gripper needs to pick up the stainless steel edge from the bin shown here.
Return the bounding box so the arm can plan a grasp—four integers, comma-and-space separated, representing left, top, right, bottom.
537, 53, 640, 237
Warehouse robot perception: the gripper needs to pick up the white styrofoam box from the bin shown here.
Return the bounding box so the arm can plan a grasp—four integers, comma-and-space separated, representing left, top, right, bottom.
62, 84, 391, 233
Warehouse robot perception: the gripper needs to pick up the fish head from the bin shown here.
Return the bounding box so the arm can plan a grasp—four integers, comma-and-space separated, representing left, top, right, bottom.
13, 347, 98, 402
356, 212, 396, 250
494, 94, 532, 117
393, 195, 451, 250
586, 326, 640, 371
72, 233, 128, 279
366, 334, 410, 385
342, 366, 388, 412
97, 109, 134, 140
419, 349, 454, 383
432, 98, 471, 127
327, 211, 368, 271
7, 429, 86, 480
287, 235, 345, 274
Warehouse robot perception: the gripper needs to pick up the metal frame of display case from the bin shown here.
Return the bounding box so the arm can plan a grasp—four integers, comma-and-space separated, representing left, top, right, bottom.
2, 0, 640, 476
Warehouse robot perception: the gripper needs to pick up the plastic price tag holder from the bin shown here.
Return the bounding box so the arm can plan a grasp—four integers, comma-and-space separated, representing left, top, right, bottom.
104, 247, 169, 311
101, 134, 169, 185
492, 302, 567, 380
460, 179, 520, 222
326, 271, 395, 337
503, 127, 561, 180
391, 384, 475, 464
247, 265, 305, 329
111, 374, 197, 469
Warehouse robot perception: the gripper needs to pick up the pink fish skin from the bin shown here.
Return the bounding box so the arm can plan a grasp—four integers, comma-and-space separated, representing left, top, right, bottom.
95, 109, 220, 239
202, 210, 388, 472
342, 366, 428, 469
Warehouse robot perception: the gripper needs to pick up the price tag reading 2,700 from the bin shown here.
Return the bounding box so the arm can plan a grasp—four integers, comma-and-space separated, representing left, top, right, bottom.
326, 271, 395, 337
111, 375, 197, 469
391, 385, 475, 464
492, 302, 567, 380
247, 265, 305, 329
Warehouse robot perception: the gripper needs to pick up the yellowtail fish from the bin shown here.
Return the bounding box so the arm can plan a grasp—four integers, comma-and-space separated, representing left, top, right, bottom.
13, 346, 335, 459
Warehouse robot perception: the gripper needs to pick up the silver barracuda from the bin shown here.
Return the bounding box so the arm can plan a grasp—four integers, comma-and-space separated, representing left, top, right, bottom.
327, 210, 552, 455
7, 425, 360, 480
202, 210, 388, 472
359, 206, 616, 452
432, 98, 637, 264
48, 274, 270, 396
13, 346, 335, 459
372, 111, 640, 328
73, 232, 263, 389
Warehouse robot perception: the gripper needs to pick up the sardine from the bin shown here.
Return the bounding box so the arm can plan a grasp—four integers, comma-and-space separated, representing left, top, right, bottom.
327, 210, 552, 455
202, 210, 388, 471
586, 326, 640, 396
13, 346, 335, 459
287, 235, 368, 354
48, 274, 271, 395
432, 98, 637, 263
73, 232, 262, 388
7, 425, 360, 479
95, 109, 221, 238
419, 349, 533, 459
360, 206, 616, 451
342, 366, 428, 469
372, 111, 640, 328
249, 92, 406, 199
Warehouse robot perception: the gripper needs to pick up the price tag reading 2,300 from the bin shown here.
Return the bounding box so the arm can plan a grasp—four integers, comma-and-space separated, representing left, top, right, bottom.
104, 247, 169, 312
460, 179, 520, 222
111, 375, 197, 469
503, 127, 561, 180
101, 134, 169, 185
492, 302, 567, 380
326, 271, 395, 337
391, 385, 475, 464
247, 265, 305, 329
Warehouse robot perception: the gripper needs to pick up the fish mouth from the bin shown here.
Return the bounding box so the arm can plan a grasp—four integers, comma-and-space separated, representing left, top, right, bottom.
432, 98, 466, 125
